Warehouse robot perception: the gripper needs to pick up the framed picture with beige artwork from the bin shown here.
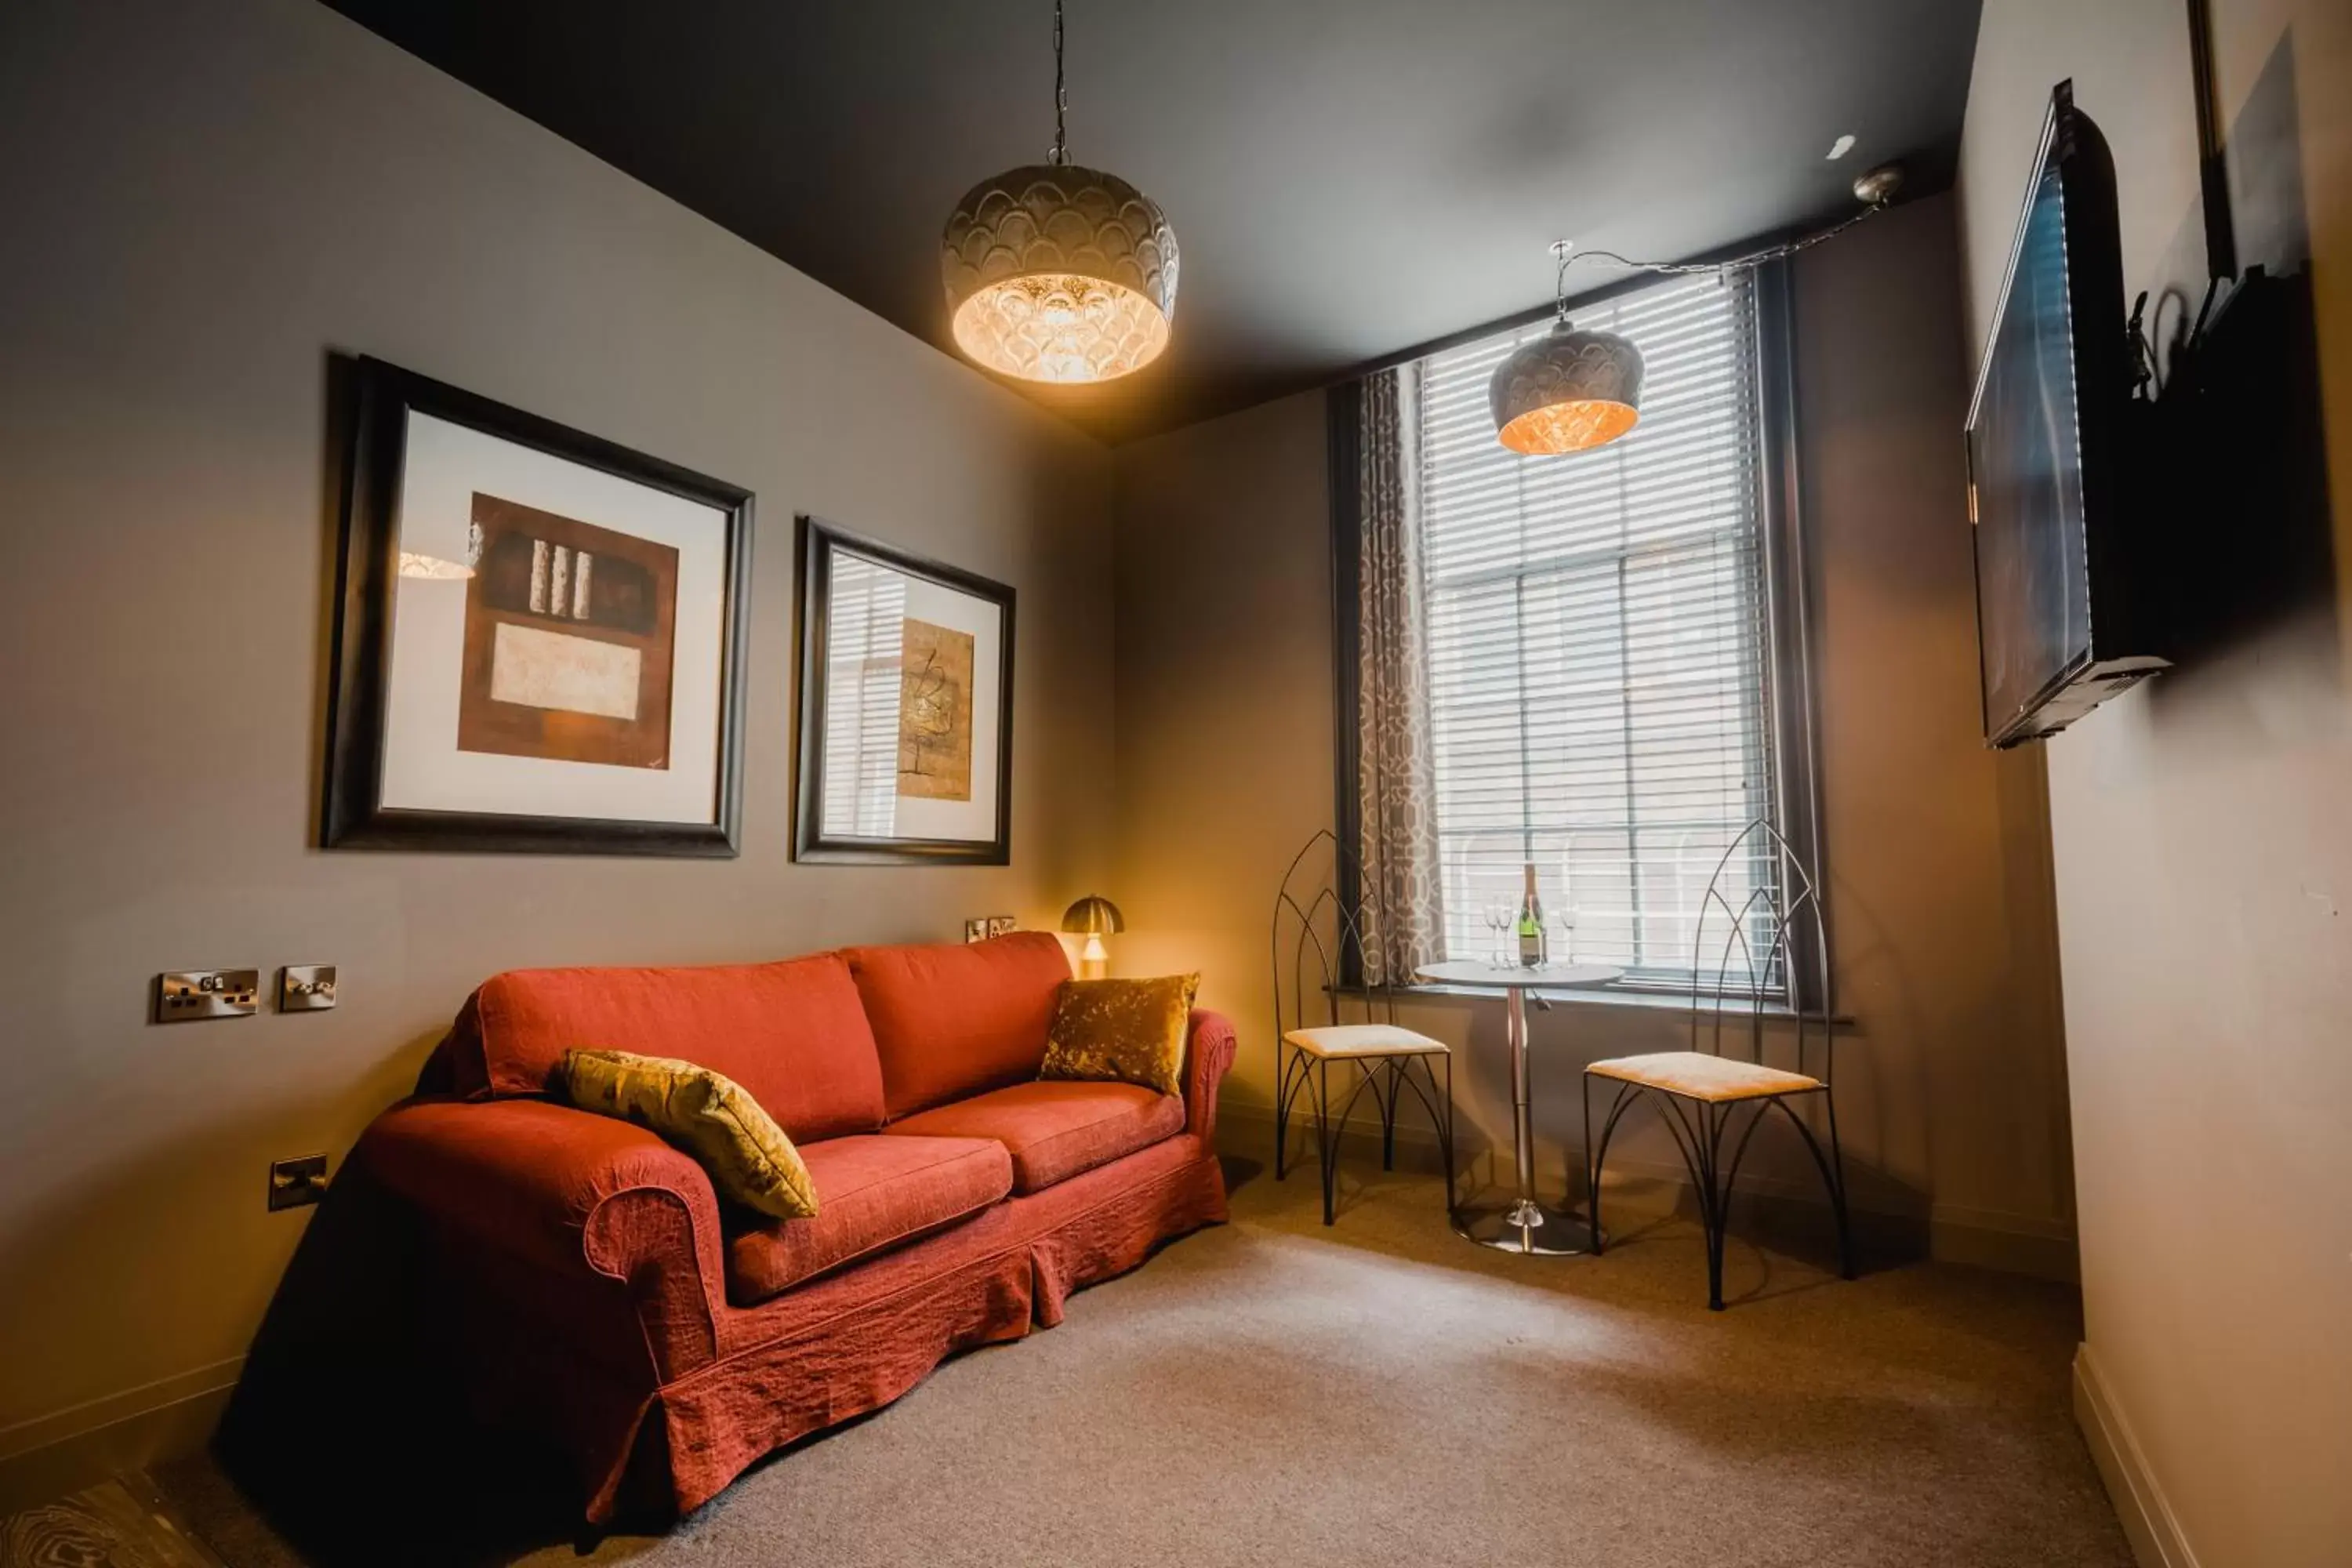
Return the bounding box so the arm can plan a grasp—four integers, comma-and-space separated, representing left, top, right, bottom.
793, 515, 1014, 865
321, 357, 753, 854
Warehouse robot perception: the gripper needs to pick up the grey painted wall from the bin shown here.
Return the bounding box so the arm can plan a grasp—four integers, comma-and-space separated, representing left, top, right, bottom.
0, 0, 1114, 1446
1110, 194, 2082, 1278
1958, 1, 2352, 1561
1111, 387, 1336, 1125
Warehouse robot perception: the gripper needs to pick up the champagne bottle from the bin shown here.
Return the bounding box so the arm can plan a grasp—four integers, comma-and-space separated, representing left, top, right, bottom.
1516, 862, 1547, 967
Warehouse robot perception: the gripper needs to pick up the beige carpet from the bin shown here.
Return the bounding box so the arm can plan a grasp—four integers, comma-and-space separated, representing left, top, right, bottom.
158, 1163, 2131, 1567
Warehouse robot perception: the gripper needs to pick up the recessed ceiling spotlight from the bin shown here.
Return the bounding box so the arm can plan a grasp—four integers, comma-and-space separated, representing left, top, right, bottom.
1827, 133, 1857, 161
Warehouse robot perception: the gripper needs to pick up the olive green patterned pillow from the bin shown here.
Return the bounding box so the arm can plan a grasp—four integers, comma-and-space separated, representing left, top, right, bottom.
1038, 975, 1200, 1096
559, 1048, 818, 1220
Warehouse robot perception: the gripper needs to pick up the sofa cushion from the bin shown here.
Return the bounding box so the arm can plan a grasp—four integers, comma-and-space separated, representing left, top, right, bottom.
558, 1049, 819, 1220
844, 933, 1073, 1119
884, 1080, 1185, 1194
446, 953, 886, 1144
725, 1134, 1012, 1303
1039, 974, 1201, 1094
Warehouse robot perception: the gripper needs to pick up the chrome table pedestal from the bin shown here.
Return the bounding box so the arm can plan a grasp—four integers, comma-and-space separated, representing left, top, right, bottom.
1414, 960, 1624, 1255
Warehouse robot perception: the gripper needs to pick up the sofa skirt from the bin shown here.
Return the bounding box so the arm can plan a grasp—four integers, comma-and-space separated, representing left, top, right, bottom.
586, 1133, 1227, 1521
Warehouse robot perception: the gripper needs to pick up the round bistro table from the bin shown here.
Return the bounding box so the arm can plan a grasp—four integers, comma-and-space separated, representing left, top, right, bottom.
1416, 958, 1625, 1255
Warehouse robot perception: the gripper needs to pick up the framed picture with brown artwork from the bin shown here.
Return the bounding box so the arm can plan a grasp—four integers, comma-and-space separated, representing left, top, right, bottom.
793, 515, 1014, 865
321, 357, 753, 855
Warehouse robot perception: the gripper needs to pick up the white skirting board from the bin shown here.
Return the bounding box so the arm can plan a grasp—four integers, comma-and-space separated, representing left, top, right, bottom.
2072, 1341, 2202, 1568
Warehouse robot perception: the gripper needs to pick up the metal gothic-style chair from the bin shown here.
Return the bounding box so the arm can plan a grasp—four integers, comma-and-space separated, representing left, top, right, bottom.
1272, 830, 1455, 1225
1582, 818, 1853, 1309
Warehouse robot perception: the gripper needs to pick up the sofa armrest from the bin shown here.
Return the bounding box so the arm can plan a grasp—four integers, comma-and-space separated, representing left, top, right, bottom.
1183, 1008, 1239, 1142
354, 1097, 725, 1380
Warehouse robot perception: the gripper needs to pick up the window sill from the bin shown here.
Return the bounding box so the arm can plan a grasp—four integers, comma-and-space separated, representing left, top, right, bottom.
1333, 981, 1856, 1028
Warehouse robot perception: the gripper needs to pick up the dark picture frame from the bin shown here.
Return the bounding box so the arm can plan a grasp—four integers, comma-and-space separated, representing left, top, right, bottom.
793, 515, 1015, 865
321, 356, 753, 855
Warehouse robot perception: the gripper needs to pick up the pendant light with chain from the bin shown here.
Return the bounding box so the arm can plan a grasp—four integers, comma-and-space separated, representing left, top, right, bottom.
941, 0, 1178, 384
1491, 164, 1904, 455
1489, 241, 1649, 456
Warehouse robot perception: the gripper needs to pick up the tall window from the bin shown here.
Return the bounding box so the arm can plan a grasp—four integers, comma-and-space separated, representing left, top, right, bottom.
1412, 270, 1799, 992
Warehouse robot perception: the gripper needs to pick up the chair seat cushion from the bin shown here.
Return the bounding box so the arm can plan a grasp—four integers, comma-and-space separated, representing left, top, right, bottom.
1283, 1023, 1450, 1058
726, 1134, 1011, 1303
884, 1080, 1185, 1194
1586, 1051, 1823, 1102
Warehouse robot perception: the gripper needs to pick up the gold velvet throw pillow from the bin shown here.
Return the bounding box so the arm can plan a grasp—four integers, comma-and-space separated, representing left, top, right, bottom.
559, 1048, 818, 1220
1038, 975, 1200, 1096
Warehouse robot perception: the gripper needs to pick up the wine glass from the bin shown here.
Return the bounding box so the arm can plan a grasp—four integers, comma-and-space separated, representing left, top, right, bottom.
1552, 906, 1578, 965
1480, 902, 1512, 967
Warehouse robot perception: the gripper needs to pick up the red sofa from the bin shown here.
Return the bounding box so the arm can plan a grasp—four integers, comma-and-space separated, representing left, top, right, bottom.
351, 933, 1236, 1523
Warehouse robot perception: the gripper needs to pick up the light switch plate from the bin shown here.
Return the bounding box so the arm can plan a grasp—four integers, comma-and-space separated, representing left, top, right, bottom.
279, 964, 338, 1011
156, 970, 260, 1022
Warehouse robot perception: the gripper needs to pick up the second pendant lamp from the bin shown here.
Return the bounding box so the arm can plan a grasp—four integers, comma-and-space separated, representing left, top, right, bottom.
1491, 167, 1904, 456
941, 0, 1179, 384
1490, 241, 1646, 456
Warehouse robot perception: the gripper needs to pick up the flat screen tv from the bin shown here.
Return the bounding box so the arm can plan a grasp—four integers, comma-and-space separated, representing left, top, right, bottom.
1965, 81, 2165, 746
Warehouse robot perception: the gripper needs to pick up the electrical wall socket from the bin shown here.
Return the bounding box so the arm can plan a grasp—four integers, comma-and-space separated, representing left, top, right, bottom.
269, 1154, 329, 1211
156, 970, 260, 1022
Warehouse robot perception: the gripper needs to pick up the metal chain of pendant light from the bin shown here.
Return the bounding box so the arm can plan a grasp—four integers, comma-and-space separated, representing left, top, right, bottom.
941, 0, 1179, 384
1490, 162, 1904, 455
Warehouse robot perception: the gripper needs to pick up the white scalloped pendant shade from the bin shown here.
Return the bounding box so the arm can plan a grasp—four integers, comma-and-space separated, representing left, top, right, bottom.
942, 162, 1179, 383
1490, 321, 1646, 454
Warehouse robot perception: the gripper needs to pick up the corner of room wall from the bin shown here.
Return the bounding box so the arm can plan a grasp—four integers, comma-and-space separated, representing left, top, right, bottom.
1109, 391, 1337, 1106
1785, 189, 2078, 1271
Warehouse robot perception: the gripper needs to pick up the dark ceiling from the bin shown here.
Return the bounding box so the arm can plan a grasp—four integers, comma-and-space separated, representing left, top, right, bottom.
321, 0, 1984, 444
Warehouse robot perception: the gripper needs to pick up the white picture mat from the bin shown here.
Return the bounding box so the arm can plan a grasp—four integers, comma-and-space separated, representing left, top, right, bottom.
378, 410, 729, 824
815, 546, 1004, 844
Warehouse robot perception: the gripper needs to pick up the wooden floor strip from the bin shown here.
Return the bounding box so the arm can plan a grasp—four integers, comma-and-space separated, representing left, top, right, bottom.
0, 1475, 226, 1568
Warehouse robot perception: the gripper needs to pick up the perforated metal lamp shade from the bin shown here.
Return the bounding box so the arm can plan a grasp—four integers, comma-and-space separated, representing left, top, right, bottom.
1059, 895, 1125, 936
942, 164, 1178, 384
1489, 321, 1646, 454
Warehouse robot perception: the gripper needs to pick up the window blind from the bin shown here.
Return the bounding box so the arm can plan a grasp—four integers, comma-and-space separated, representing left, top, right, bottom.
821, 551, 909, 837
1414, 271, 1781, 992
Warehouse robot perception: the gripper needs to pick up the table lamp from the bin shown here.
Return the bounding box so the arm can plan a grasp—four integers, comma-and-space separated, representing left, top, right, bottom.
1059, 895, 1124, 980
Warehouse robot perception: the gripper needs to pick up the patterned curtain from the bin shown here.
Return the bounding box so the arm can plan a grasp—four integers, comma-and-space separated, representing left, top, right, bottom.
1356, 368, 1445, 985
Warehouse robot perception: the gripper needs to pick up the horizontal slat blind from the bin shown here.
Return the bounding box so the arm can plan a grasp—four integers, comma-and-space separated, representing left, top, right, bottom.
1415, 272, 1780, 992
822, 551, 908, 837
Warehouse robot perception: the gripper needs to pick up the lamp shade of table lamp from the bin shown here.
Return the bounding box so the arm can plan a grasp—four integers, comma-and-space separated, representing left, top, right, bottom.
1059, 895, 1124, 979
